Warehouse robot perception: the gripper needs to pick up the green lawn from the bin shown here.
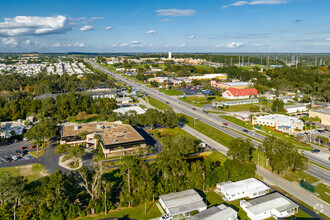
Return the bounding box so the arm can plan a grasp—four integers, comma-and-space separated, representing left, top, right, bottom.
147, 96, 172, 110
178, 96, 233, 107
206, 151, 227, 163
150, 127, 200, 145
252, 150, 267, 167
220, 115, 254, 129
316, 183, 330, 204
79, 201, 162, 220
178, 113, 235, 147
283, 170, 320, 184
160, 89, 184, 96
218, 104, 261, 112
0, 163, 49, 182
207, 110, 225, 114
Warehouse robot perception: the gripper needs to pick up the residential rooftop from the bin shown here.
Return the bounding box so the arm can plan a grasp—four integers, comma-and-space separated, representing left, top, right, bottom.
188, 204, 237, 220
219, 178, 270, 196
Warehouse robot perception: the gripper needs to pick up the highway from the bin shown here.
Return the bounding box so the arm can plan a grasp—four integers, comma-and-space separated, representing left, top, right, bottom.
307, 164, 330, 184
87, 60, 330, 181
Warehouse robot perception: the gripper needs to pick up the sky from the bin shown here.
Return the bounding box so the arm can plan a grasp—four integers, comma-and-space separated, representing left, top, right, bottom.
0, 0, 329, 53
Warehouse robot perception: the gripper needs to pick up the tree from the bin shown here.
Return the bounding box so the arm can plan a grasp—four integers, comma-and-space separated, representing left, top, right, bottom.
68, 145, 85, 162
25, 117, 58, 147
261, 136, 308, 174
227, 138, 253, 164
78, 130, 89, 140
54, 144, 69, 155
271, 99, 286, 113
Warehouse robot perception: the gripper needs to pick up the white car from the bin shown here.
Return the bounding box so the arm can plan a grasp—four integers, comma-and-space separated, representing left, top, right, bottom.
159, 214, 172, 220
11, 156, 18, 161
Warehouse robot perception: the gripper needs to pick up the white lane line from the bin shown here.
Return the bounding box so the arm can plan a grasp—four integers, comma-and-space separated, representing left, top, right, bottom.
0, 157, 7, 162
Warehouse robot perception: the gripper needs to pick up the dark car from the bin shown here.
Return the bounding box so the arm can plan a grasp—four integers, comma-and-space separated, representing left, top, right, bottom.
165, 101, 169, 104
311, 149, 320, 153
192, 108, 196, 110
5, 157, 12, 162
202, 110, 208, 114
243, 129, 249, 133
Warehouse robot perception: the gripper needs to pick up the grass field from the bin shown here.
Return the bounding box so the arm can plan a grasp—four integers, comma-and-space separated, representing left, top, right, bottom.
160, 89, 184, 96
206, 151, 227, 163
0, 163, 48, 182
220, 115, 254, 129
178, 96, 234, 107
218, 104, 261, 112
178, 113, 235, 147
316, 183, 330, 204
78, 201, 162, 220
147, 96, 171, 110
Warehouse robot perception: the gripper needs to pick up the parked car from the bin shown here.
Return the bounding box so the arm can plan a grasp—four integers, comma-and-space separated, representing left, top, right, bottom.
11, 156, 18, 161
311, 149, 320, 153
23, 137, 29, 141
192, 108, 196, 110
30, 145, 36, 149
160, 214, 172, 220
5, 157, 12, 162
19, 146, 27, 150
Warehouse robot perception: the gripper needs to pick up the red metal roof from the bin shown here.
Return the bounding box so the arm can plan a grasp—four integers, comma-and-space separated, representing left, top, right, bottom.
227, 87, 258, 97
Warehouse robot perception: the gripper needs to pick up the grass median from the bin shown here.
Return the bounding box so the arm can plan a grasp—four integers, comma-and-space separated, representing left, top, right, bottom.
147, 96, 172, 110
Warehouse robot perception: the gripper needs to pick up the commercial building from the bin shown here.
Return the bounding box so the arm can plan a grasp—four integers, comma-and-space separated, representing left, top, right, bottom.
0, 121, 27, 139
159, 189, 207, 217
252, 114, 304, 133
114, 106, 146, 115
284, 104, 308, 113
217, 178, 270, 201
240, 192, 298, 220
188, 204, 238, 220
309, 107, 330, 126
211, 80, 251, 89
189, 73, 227, 81
233, 112, 250, 121
116, 97, 133, 105
212, 99, 259, 108
222, 88, 258, 99
87, 88, 117, 100
60, 121, 145, 158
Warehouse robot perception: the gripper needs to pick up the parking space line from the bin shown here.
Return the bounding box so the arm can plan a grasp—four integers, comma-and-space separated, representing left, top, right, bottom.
0, 157, 6, 162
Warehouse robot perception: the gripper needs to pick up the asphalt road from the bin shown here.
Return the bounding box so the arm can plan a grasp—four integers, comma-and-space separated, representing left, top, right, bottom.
304, 151, 330, 169
307, 164, 330, 184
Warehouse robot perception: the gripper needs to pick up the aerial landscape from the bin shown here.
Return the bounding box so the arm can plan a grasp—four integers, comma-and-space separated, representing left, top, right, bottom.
0, 0, 329, 219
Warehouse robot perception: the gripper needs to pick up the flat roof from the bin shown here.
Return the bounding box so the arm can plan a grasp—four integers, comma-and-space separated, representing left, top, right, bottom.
61, 121, 144, 147
310, 107, 330, 115
255, 114, 303, 124
188, 204, 237, 220
160, 189, 207, 215
220, 178, 270, 196
114, 106, 146, 115
242, 192, 298, 215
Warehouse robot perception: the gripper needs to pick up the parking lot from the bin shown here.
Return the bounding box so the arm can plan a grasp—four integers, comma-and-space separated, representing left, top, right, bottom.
0, 140, 38, 167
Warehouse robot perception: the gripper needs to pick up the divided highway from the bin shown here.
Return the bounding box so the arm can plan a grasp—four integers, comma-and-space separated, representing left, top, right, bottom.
86, 60, 330, 183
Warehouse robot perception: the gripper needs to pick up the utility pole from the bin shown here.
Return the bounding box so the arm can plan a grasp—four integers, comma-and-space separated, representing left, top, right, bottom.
128, 167, 131, 207
242, 56, 244, 67
239, 56, 240, 66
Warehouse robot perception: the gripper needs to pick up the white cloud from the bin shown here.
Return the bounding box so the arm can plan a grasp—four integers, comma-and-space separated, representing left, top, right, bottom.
215, 44, 224, 48
326, 38, 330, 41
0, 15, 72, 37
160, 18, 171, 22
156, 9, 196, 16
25, 39, 31, 45
119, 41, 153, 48
80, 25, 94, 31
147, 30, 158, 34
105, 26, 112, 30
223, 0, 288, 8
89, 17, 104, 22
225, 42, 245, 48
178, 43, 186, 47
53, 42, 85, 47
1, 37, 18, 46
120, 43, 129, 47
189, 35, 196, 39
130, 40, 139, 44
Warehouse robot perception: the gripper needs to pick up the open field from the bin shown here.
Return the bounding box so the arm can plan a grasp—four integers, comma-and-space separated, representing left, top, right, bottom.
159, 89, 184, 96
147, 96, 172, 110
0, 163, 48, 182
220, 115, 254, 129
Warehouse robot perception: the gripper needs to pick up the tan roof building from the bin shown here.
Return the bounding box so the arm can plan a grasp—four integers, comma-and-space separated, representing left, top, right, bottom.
60, 121, 145, 158
309, 107, 330, 126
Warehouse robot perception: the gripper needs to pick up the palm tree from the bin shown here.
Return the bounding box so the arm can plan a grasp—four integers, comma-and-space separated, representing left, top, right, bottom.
32, 138, 42, 156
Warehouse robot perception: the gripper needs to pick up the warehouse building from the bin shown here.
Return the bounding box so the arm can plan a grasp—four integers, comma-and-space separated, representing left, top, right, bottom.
217, 178, 270, 201
309, 108, 330, 126
188, 204, 238, 220
159, 189, 207, 218
240, 192, 298, 220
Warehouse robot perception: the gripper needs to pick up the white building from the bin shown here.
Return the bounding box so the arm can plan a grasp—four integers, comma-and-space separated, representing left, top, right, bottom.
240, 192, 298, 220
188, 204, 238, 220
252, 114, 304, 133
159, 189, 207, 217
284, 104, 308, 113
217, 178, 270, 201
116, 97, 133, 105
0, 121, 27, 139
168, 51, 172, 59
114, 106, 146, 115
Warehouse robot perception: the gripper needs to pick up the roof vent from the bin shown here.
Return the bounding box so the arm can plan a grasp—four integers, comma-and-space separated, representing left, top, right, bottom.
96, 124, 104, 129
74, 125, 79, 130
